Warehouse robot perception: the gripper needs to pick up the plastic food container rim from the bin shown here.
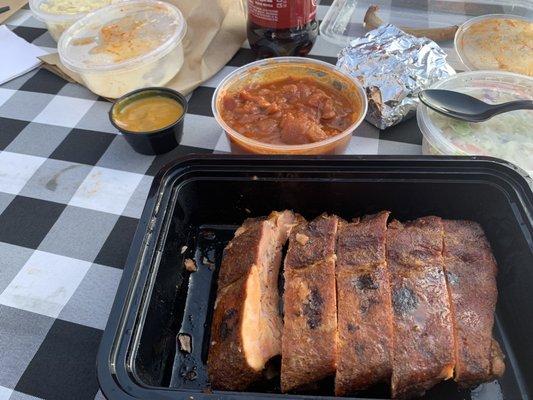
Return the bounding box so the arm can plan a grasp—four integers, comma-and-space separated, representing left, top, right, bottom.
29, 0, 106, 22
454, 13, 532, 72
58, 0, 187, 73
211, 57, 369, 151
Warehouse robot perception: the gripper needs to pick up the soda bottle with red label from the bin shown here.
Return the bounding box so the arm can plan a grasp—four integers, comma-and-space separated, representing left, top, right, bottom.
247, 0, 318, 58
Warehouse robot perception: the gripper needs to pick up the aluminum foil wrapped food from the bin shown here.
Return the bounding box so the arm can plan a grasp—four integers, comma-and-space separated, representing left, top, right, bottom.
337, 24, 455, 129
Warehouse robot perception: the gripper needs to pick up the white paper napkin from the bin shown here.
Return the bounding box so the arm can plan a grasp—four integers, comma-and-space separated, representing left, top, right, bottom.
0, 25, 48, 85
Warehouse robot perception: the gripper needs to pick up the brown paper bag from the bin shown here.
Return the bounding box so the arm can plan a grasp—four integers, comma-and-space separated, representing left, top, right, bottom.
40, 0, 247, 99
0, 0, 28, 25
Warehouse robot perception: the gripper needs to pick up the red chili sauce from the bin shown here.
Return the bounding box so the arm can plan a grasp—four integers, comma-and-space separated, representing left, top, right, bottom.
220, 77, 357, 145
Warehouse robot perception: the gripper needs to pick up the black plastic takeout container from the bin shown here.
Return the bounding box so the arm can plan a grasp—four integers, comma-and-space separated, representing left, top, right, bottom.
109, 87, 188, 155
97, 155, 533, 400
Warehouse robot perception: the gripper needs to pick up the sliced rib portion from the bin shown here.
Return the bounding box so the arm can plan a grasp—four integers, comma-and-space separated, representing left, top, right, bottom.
443, 220, 505, 387
335, 211, 393, 396
386, 216, 455, 398
281, 214, 339, 393
208, 210, 299, 390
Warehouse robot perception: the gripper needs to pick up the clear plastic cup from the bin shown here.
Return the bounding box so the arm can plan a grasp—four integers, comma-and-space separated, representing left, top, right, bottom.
212, 57, 368, 155
29, 0, 113, 42
58, 0, 187, 99
319, 0, 360, 46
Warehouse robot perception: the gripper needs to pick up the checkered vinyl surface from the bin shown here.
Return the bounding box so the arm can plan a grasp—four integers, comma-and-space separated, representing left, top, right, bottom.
0, 1, 510, 399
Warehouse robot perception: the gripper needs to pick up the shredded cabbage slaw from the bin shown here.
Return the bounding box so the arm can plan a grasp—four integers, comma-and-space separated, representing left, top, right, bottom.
427, 87, 533, 173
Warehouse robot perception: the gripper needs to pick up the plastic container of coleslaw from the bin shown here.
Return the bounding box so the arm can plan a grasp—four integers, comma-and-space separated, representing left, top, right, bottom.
58, 0, 187, 99
29, 0, 114, 41
418, 71, 533, 175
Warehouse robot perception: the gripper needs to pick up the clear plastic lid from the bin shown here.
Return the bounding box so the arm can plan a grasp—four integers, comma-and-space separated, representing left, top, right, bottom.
58, 0, 186, 73
455, 14, 533, 76
320, 0, 533, 47
417, 71, 533, 173
319, 0, 362, 46
30, 0, 113, 22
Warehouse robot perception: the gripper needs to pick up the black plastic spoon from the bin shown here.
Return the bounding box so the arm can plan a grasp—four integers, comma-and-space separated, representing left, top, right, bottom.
419, 89, 533, 122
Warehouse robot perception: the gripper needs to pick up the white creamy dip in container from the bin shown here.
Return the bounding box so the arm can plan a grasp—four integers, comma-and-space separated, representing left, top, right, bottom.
30, 0, 113, 41
58, 0, 187, 99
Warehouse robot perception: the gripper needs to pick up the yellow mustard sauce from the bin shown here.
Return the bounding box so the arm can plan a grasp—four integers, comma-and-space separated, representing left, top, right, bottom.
113, 95, 183, 132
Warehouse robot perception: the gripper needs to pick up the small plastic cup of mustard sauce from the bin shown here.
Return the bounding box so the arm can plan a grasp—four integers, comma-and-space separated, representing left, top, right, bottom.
110, 88, 188, 155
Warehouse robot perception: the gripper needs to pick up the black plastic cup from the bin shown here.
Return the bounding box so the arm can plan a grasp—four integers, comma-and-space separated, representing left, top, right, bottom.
109, 87, 188, 155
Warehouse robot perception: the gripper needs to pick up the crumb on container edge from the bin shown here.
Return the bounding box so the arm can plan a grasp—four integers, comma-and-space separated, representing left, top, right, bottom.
184, 258, 197, 272
202, 256, 215, 267
178, 333, 192, 353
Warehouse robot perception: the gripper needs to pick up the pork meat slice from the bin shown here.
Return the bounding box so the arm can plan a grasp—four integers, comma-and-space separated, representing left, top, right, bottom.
335, 211, 394, 396
443, 220, 505, 387
281, 214, 339, 393
386, 216, 455, 398
208, 210, 299, 390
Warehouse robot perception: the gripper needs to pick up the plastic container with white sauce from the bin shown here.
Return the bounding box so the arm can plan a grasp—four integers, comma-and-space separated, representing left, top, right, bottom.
417, 71, 533, 176
58, 0, 187, 99
30, 0, 113, 41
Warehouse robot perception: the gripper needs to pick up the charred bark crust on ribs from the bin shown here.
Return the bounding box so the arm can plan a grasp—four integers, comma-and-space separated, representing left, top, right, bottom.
302, 287, 325, 329
281, 214, 339, 393
442, 220, 505, 387
283, 213, 338, 269
386, 216, 455, 399
335, 211, 394, 396
208, 211, 505, 397
208, 210, 300, 391
208, 278, 259, 390
216, 217, 265, 289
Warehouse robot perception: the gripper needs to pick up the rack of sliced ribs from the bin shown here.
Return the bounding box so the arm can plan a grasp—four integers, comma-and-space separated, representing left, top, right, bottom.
207, 211, 505, 398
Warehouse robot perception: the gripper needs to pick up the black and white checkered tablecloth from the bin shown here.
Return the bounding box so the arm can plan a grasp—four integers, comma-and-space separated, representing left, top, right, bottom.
0, 0, 518, 399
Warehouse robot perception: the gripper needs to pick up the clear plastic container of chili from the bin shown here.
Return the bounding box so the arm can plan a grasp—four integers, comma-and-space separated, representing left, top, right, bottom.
213, 57, 368, 155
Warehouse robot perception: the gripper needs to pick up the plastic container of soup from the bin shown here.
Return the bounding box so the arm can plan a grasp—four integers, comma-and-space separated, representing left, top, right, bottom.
58, 0, 187, 99
454, 14, 532, 76
417, 71, 533, 175
212, 57, 368, 155
29, 0, 114, 41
